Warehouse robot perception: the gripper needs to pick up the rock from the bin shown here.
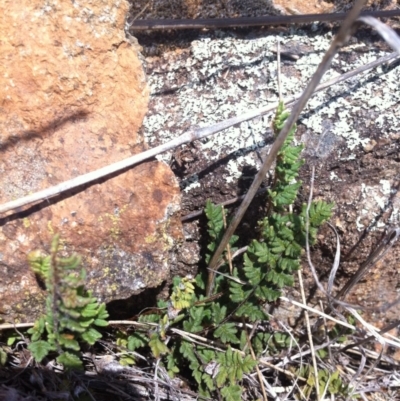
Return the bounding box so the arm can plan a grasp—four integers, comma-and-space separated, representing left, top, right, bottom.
0, 0, 182, 322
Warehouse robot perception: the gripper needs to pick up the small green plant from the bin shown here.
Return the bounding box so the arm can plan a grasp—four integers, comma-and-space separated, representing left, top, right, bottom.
228, 101, 333, 320
27, 234, 109, 369
297, 366, 355, 399
14, 102, 332, 397
115, 330, 148, 366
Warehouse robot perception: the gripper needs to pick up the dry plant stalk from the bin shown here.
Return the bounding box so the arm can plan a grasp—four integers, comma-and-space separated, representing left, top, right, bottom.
0, 51, 398, 216
130, 10, 400, 31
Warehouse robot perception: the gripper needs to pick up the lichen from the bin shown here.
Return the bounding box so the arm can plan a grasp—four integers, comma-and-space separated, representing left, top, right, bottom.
141, 28, 400, 192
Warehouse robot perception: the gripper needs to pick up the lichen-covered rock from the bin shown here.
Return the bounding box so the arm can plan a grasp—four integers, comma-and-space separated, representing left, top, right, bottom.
0, 0, 182, 322
138, 27, 400, 325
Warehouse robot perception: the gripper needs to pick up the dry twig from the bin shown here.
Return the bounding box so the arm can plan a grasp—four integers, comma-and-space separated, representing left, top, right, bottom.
130, 10, 400, 31
0, 51, 398, 216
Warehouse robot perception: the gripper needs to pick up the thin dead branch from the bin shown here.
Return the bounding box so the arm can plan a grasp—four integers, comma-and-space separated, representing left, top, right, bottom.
0, 51, 398, 217
130, 10, 400, 31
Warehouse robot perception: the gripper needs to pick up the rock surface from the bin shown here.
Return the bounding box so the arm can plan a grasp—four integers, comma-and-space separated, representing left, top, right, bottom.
0, 0, 182, 322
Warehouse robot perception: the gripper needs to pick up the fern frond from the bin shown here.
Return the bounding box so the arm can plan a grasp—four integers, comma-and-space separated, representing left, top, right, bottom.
27, 236, 109, 369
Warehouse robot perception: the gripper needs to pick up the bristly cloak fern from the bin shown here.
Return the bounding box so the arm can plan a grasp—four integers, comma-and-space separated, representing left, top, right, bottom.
27, 235, 109, 369
229, 101, 333, 320
269, 101, 304, 210
230, 103, 333, 320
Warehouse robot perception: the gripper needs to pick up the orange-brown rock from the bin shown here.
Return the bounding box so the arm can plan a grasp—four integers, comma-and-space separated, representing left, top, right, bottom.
271, 0, 334, 15
0, 0, 182, 322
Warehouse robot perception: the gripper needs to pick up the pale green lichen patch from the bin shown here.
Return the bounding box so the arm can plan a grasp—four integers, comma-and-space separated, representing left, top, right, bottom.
141, 27, 399, 197
356, 179, 394, 231
88, 246, 168, 302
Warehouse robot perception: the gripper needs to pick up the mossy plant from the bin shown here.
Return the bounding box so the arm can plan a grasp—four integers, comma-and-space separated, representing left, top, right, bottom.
27, 234, 109, 369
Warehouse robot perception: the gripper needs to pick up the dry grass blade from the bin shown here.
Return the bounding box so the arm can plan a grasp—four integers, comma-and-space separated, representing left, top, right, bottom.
0, 322, 35, 330
297, 153, 325, 390
221, 207, 233, 275
297, 267, 320, 400
305, 166, 334, 300
243, 322, 270, 401
340, 311, 400, 351
279, 297, 355, 330
326, 222, 341, 298
357, 16, 400, 53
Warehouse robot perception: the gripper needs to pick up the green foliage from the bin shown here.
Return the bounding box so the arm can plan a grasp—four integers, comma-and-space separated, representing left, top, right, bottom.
177, 342, 255, 401
297, 366, 355, 399
28, 340, 55, 362
170, 276, 196, 311
115, 330, 149, 366
221, 385, 242, 401
205, 200, 239, 269
149, 332, 169, 358
252, 331, 295, 356
27, 235, 109, 369
228, 102, 333, 320
6, 335, 21, 347
127, 332, 148, 351
214, 323, 239, 344
215, 347, 256, 386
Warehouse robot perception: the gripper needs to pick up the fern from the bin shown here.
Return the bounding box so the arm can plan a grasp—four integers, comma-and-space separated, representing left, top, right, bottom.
228, 102, 333, 318
205, 200, 238, 265
149, 333, 169, 358
170, 276, 196, 311
27, 235, 109, 369
214, 323, 240, 344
